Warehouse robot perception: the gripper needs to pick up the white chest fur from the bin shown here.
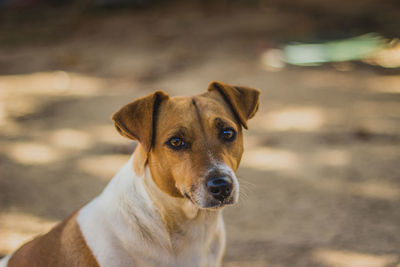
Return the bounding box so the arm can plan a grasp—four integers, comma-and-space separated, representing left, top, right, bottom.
77, 158, 225, 267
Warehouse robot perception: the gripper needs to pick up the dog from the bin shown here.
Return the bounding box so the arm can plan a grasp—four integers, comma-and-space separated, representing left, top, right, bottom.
0, 81, 260, 267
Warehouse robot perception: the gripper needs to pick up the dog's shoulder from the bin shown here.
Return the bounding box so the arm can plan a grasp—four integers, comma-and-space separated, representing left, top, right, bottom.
7, 212, 99, 267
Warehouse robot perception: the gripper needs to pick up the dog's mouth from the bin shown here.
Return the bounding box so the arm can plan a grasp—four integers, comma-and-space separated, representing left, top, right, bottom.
183, 188, 237, 209
205, 197, 235, 210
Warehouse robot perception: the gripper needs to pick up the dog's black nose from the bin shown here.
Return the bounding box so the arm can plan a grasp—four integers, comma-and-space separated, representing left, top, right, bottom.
206, 177, 233, 202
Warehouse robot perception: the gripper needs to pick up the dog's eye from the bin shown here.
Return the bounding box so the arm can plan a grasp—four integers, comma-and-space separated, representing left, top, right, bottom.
167, 137, 186, 150
220, 128, 236, 142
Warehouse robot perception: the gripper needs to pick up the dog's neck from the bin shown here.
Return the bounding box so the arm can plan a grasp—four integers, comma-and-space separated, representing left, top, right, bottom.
107, 145, 220, 244
143, 167, 200, 225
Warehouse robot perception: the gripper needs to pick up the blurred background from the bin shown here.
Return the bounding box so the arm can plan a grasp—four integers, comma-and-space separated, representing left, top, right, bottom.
0, 0, 400, 266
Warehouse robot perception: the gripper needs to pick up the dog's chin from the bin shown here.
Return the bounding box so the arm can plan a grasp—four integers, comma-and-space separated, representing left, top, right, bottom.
184, 193, 237, 210
203, 198, 236, 210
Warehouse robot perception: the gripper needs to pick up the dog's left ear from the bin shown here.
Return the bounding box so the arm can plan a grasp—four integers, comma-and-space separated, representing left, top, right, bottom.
112, 91, 169, 152
208, 81, 260, 129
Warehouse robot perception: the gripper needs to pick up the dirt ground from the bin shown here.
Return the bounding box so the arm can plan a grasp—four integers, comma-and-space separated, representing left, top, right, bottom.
1, 3, 400, 266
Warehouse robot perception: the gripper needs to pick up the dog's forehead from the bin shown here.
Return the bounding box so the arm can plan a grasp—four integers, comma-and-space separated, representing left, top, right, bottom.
160, 93, 231, 118
156, 93, 235, 133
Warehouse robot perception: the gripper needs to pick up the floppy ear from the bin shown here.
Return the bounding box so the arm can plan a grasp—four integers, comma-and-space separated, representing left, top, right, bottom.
112, 91, 169, 152
208, 81, 260, 129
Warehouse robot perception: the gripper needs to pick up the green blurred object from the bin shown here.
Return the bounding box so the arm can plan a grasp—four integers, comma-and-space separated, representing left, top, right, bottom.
283, 34, 386, 66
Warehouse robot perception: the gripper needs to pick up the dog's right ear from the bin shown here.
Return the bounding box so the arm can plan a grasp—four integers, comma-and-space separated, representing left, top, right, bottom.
112, 91, 169, 152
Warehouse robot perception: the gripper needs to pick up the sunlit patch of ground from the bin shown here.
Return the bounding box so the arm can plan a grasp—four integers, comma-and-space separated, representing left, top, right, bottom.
224, 261, 269, 267
256, 106, 325, 132
367, 75, 400, 94
315, 179, 400, 201
0, 71, 104, 96
86, 125, 131, 145
0, 212, 57, 255
48, 128, 94, 150
5, 142, 66, 165
311, 248, 399, 267
77, 154, 130, 180
0, 71, 106, 125
241, 147, 301, 172
313, 149, 349, 167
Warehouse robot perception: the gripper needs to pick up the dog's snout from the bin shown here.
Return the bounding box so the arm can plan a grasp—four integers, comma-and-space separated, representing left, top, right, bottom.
206, 177, 233, 202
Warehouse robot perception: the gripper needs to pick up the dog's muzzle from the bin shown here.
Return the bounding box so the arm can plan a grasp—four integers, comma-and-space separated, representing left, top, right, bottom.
184, 166, 238, 209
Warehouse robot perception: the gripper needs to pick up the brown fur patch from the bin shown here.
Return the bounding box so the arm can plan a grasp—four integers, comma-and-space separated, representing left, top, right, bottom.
112, 90, 169, 152
7, 212, 98, 267
208, 81, 260, 129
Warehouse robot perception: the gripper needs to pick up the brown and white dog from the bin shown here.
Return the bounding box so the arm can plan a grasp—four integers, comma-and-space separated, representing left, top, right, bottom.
0, 81, 260, 267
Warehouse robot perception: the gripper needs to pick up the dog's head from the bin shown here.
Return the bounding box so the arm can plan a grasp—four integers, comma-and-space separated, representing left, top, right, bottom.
112, 81, 260, 209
